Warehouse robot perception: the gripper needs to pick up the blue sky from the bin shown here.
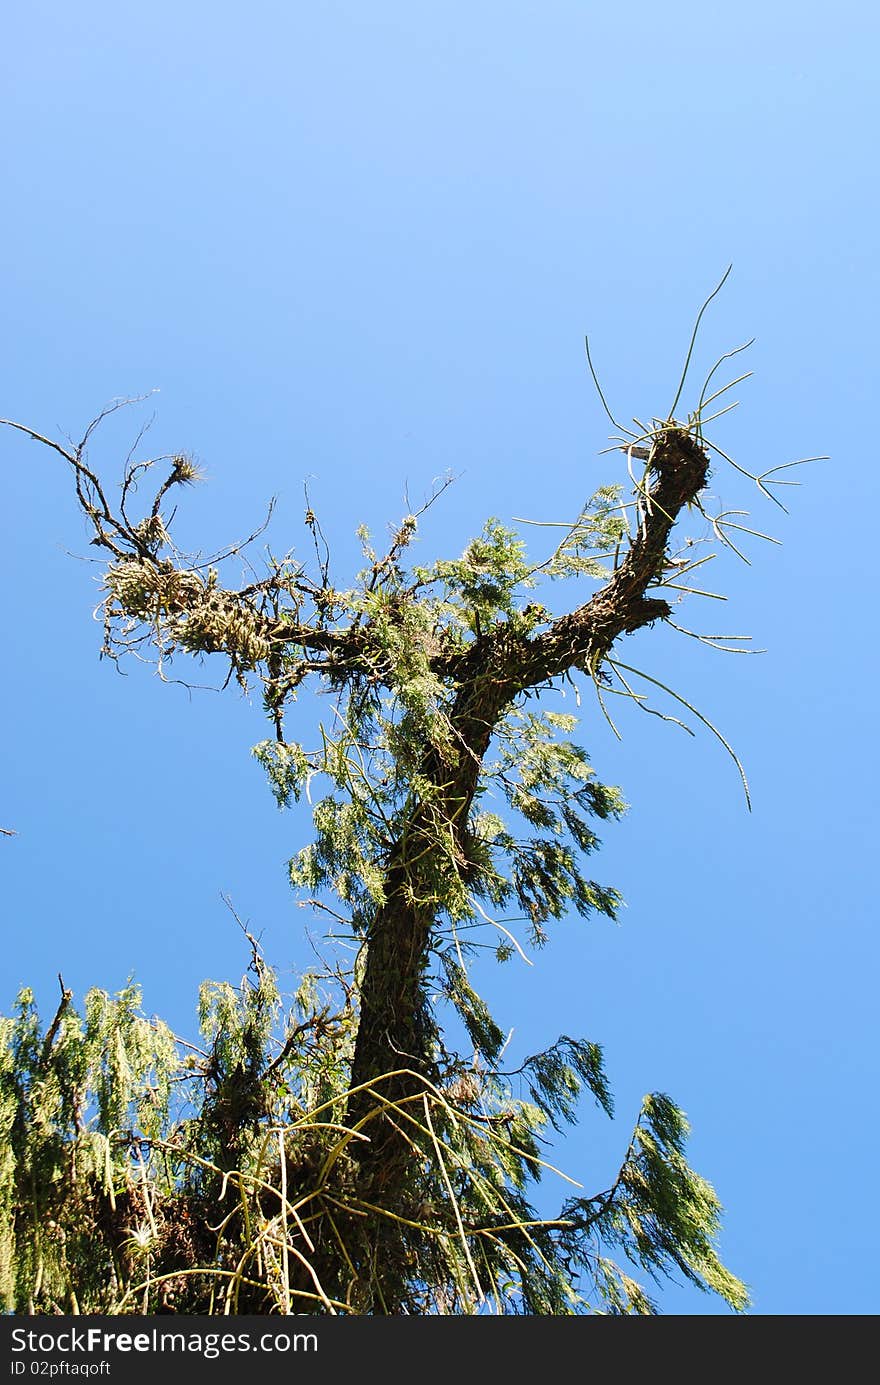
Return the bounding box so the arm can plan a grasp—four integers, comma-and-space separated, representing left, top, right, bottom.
1, 2, 877, 1314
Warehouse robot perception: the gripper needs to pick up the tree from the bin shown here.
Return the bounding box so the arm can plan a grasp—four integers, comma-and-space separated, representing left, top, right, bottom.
0, 281, 807, 1315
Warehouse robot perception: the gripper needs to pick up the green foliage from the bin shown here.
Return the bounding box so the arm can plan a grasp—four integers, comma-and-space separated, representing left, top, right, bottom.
0, 959, 747, 1315
437, 955, 507, 1062
540, 485, 629, 581
430, 518, 534, 625
562, 1094, 750, 1312
0, 982, 179, 1313
519, 1036, 614, 1128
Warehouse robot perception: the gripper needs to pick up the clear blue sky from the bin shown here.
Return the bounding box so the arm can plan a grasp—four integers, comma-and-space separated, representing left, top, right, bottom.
1, 1, 877, 1315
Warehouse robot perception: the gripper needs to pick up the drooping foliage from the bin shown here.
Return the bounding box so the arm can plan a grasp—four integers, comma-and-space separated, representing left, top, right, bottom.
1, 282, 813, 1312
0, 957, 748, 1315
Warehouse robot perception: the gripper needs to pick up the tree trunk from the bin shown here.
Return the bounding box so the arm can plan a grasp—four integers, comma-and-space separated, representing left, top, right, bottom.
341, 430, 710, 1309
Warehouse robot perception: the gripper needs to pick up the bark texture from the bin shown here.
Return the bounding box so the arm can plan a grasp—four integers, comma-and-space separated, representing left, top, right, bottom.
345, 431, 710, 1293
